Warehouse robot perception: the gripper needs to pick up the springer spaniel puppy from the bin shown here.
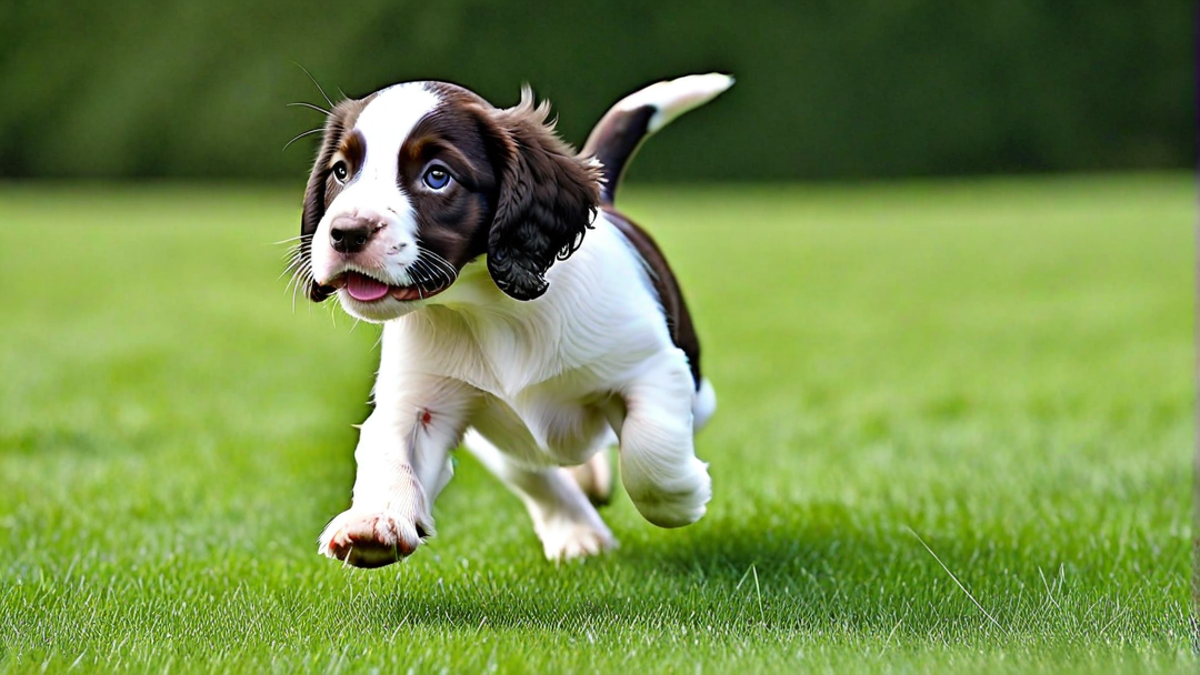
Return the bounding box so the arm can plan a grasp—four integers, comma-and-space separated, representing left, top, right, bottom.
294, 74, 732, 565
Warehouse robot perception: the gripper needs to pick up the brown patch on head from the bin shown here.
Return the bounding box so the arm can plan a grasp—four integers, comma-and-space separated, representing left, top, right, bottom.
394, 84, 502, 287
394, 82, 601, 300
338, 131, 366, 179
299, 82, 601, 303
299, 95, 375, 301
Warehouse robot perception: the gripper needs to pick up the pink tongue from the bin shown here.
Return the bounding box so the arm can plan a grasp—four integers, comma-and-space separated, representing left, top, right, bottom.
345, 273, 390, 302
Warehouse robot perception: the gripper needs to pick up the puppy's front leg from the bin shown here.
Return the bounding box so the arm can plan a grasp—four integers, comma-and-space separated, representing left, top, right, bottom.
318, 377, 474, 568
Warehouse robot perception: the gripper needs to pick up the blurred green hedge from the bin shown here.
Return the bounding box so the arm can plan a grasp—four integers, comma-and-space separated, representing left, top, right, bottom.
0, 0, 1189, 181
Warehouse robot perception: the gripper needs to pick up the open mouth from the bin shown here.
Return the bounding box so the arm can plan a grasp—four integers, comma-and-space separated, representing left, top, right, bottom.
329, 271, 450, 303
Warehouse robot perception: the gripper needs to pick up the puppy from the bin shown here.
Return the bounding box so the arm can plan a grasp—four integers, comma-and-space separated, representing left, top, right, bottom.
293, 74, 732, 565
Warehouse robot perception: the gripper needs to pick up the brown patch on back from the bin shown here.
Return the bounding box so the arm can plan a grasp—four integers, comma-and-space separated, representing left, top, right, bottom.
604, 205, 702, 388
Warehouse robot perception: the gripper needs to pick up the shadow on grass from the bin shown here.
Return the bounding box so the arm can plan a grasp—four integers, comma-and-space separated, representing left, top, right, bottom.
359, 505, 996, 637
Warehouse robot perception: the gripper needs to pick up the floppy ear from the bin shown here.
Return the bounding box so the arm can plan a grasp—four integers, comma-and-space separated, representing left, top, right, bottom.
300, 149, 334, 302
485, 88, 602, 301
300, 112, 351, 302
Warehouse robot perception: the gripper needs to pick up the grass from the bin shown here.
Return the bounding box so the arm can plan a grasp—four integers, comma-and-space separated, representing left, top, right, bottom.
0, 175, 1193, 673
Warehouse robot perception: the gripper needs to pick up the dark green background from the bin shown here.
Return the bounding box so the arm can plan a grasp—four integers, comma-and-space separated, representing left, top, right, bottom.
0, 0, 1190, 181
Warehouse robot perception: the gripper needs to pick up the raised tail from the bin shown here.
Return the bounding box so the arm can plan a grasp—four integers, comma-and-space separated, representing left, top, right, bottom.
582, 73, 734, 205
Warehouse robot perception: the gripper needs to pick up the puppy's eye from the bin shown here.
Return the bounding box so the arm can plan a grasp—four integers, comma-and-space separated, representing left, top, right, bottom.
423, 166, 452, 190
332, 161, 349, 183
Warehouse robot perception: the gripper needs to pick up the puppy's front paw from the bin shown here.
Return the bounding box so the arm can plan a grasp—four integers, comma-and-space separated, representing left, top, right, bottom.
318, 510, 431, 568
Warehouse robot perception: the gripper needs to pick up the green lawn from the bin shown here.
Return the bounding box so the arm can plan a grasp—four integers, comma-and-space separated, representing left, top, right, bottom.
0, 175, 1193, 673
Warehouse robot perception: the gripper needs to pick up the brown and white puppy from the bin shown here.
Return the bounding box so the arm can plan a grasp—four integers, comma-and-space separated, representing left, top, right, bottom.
293, 74, 732, 565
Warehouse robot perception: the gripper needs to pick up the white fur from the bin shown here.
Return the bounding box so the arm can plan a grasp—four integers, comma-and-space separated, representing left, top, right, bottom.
310, 84, 442, 322
463, 429, 615, 561
615, 73, 734, 134
317, 214, 717, 561
317, 78, 720, 563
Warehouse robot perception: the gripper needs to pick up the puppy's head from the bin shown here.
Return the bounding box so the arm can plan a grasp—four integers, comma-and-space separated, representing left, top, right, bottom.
297, 82, 600, 322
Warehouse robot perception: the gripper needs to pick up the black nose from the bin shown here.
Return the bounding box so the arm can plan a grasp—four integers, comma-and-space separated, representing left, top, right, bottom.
329, 219, 374, 254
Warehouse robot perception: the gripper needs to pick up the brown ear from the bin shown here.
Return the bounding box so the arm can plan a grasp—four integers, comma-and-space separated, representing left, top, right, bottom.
485, 88, 601, 301
299, 99, 368, 302
300, 144, 335, 302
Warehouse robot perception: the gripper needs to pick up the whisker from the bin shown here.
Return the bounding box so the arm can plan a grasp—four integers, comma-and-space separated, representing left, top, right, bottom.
280, 244, 308, 272
417, 247, 448, 271
281, 245, 304, 263
408, 258, 427, 285
408, 259, 428, 289
292, 61, 335, 108
287, 101, 332, 116
284, 254, 317, 314
422, 248, 458, 273
424, 266, 450, 288
286, 281, 299, 305
288, 267, 304, 312
286, 262, 310, 292
433, 262, 455, 286
411, 254, 453, 292
300, 270, 320, 314
328, 298, 340, 327
280, 262, 303, 282
283, 128, 323, 152
421, 251, 459, 286
283, 263, 309, 287
413, 257, 437, 281
273, 233, 311, 246
407, 258, 425, 280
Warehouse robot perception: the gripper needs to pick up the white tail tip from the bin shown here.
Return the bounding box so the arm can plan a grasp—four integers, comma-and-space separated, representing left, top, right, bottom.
616, 73, 735, 134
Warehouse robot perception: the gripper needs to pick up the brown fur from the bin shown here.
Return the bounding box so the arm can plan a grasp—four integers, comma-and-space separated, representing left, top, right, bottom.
299, 84, 601, 302
300, 96, 374, 301
396, 91, 499, 285
604, 206, 702, 388
480, 87, 602, 300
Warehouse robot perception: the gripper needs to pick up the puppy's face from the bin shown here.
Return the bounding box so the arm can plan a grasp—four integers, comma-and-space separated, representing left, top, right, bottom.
297, 82, 601, 322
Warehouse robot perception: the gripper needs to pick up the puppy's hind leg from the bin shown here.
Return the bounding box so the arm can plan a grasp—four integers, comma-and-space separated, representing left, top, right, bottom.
611, 355, 712, 528
567, 430, 615, 506
576, 377, 712, 511
463, 429, 616, 561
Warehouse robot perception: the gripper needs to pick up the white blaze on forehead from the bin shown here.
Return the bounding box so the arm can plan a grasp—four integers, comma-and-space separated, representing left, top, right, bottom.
353, 83, 442, 183
310, 83, 441, 295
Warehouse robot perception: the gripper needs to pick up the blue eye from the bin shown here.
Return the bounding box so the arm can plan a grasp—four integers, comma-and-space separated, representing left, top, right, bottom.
423, 166, 451, 190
